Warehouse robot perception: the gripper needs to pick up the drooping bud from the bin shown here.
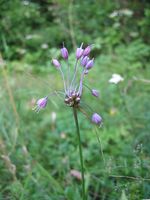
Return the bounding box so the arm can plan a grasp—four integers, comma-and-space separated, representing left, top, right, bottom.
33, 97, 48, 112
61, 47, 68, 60
92, 113, 102, 125
91, 89, 99, 97
80, 56, 89, 67
83, 45, 91, 56
76, 43, 84, 60
52, 59, 61, 69
37, 97, 48, 109
86, 58, 94, 70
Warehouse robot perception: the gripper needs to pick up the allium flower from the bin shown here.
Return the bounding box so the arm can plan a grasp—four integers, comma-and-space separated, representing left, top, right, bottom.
80, 56, 89, 67
83, 45, 91, 56
34, 43, 102, 125
33, 97, 48, 112
76, 43, 84, 60
92, 89, 99, 97
109, 73, 124, 84
33, 43, 103, 199
52, 59, 61, 69
86, 58, 94, 70
92, 113, 102, 125
61, 46, 68, 60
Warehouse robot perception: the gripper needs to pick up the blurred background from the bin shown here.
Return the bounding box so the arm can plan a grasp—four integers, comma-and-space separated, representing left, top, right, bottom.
0, 0, 150, 199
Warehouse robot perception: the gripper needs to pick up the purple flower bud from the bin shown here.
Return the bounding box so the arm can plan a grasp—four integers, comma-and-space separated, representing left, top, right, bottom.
86, 58, 94, 70
92, 113, 102, 125
92, 89, 99, 97
61, 47, 68, 60
80, 56, 89, 67
76, 44, 84, 60
36, 97, 48, 109
83, 45, 91, 56
52, 59, 61, 69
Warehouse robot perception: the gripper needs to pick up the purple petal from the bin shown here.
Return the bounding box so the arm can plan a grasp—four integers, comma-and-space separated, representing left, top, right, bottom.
92, 113, 102, 125
52, 59, 61, 69
92, 89, 99, 97
83, 45, 91, 56
37, 97, 48, 109
86, 58, 94, 70
61, 47, 68, 60
80, 56, 89, 67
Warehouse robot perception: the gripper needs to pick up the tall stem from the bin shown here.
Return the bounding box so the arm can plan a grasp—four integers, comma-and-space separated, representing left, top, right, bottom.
73, 107, 86, 200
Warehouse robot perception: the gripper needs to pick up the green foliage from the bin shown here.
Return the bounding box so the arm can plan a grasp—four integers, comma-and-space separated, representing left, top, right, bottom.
0, 0, 150, 199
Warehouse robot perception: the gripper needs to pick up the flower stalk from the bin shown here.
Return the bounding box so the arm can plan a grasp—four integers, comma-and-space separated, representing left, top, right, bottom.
34, 43, 103, 199
73, 107, 86, 200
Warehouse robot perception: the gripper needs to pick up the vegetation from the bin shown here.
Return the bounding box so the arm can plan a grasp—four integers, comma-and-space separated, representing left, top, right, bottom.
0, 0, 150, 199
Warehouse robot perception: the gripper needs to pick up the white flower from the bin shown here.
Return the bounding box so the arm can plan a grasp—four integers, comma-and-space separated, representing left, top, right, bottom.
120, 9, 133, 17
109, 74, 124, 84
51, 112, 57, 122
109, 11, 119, 18
25, 35, 33, 40
41, 43, 49, 49
109, 9, 133, 18
23, 1, 29, 6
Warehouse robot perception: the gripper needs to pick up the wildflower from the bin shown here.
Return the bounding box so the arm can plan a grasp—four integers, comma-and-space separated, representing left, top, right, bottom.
70, 169, 82, 180
51, 111, 57, 122
34, 43, 103, 199
52, 59, 61, 69
76, 43, 84, 60
80, 56, 89, 67
34, 43, 102, 126
61, 46, 69, 60
33, 97, 48, 112
83, 45, 91, 56
23, 0, 29, 6
92, 113, 102, 125
86, 58, 94, 70
92, 89, 99, 97
25, 35, 33, 40
60, 132, 66, 139
41, 43, 48, 49
109, 73, 124, 84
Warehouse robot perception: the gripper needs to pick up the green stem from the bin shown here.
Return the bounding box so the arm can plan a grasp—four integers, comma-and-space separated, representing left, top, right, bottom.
73, 107, 86, 200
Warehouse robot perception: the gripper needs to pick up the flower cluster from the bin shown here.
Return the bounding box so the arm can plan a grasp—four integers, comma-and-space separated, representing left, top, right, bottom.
34, 43, 102, 126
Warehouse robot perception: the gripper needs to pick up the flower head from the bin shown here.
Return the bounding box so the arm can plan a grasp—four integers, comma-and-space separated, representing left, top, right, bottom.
86, 58, 94, 70
76, 43, 84, 60
109, 73, 124, 84
92, 113, 102, 125
61, 46, 68, 60
83, 45, 91, 56
33, 97, 48, 112
80, 56, 89, 67
34, 42, 102, 126
52, 59, 61, 69
92, 89, 99, 97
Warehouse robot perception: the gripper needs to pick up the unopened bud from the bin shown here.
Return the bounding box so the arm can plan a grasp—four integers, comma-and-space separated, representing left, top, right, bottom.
83, 45, 91, 56
92, 113, 102, 125
61, 47, 68, 60
92, 89, 99, 97
52, 59, 61, 69
81, 56, 89, 67
76, 43, 84, 60
86, 58, 94, 70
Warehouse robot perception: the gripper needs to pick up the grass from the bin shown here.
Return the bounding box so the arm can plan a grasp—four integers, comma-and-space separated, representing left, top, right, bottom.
0, 43, 150, 199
